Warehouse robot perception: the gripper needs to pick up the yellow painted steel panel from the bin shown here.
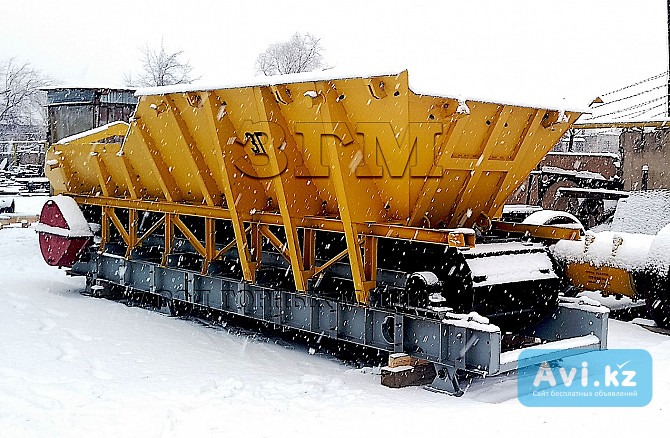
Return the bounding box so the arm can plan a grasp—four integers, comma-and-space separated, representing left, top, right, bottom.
46, 71, 579, 230
565, 262, 637, 297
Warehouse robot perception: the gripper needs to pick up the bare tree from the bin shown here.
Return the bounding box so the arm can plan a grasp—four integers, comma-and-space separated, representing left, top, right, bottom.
255, 33, 325, 76
125, 40, 197, 87
0, 58, 49, 127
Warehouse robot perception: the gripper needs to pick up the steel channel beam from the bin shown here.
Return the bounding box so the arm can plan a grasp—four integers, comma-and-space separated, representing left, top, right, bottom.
80, 253, 501, 373
77, 253, 608, 377
66, 194, 473, 247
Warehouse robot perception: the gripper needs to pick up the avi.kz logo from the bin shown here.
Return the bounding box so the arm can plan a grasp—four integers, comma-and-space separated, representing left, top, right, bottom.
517, 349, 652, 407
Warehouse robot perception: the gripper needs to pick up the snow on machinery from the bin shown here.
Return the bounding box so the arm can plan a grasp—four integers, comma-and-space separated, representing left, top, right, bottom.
37, 70, 609, 393
504, 191, 670, 329
554, 224, 670, 328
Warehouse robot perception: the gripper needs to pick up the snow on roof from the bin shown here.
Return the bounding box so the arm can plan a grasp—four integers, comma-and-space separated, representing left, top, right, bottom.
611, 190, 670, 235
547, 151, 619, 159
134, 68, 587, 113
502, 204, 543, 215
556, 187, 629, 198
40, 85, 137, 91
56, 121, 129, 145
541, 166, 606, 180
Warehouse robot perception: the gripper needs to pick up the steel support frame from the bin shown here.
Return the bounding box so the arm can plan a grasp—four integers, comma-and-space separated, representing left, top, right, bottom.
317, 81, 381, 305
252, 86, 315, 293
69, 194, 475, 246
74, 252, 609, 395
80, 253, 502, 372
100, 207, 217, 274
70, 195, 477, 308
202, 92, 258, 283
97, 205, 388, 303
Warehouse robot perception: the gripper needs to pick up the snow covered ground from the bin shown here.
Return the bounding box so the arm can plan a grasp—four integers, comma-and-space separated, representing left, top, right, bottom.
2, 197, 670, 437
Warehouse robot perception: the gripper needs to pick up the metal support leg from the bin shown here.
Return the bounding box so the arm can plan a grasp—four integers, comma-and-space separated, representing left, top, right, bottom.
162, 213, 174, 267
428, 365, 464, 396
125, 209, 137, 259
149, 264, 156, 294
394, 314, 404, 353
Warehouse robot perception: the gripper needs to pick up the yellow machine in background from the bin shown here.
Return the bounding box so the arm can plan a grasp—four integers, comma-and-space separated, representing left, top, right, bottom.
554, 226, 670, 327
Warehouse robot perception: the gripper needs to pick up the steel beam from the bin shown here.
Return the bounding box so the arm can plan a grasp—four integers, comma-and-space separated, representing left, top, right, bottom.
172, 215, 207, 258
125, 209, 137, 259
487, 110, 544, 218
118, 154, 139, 199
135, 123, 181, 203
449, 107, 510, 228
318, 82, 374, 305
136, 215, 165, 247
162, 213, 174, 267
253, 87, 313, 292
105, 207, 130, 246
91, 153, 113, 197
78, 252, 608, 385
409, 115, 466, 226
69, 194, 475, 248
164, 98, 220, 206
202, 92, 257, 283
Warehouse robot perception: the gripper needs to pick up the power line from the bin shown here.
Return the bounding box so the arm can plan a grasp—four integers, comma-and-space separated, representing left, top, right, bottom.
601, 71, 669, 97
612, 102, 665, 120
609, 102, 665, 120
612, 101, 666, 119
648, 110, 669, 119
597, 83, 666, 107
590, 95, 667, 119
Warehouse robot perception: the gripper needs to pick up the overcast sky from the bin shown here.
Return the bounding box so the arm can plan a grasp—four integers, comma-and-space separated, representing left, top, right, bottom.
0, 0, 667, 109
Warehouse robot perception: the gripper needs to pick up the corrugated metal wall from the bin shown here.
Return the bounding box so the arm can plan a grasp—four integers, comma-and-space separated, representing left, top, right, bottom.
45, 88, 137, 144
